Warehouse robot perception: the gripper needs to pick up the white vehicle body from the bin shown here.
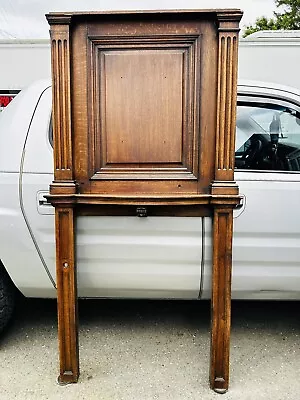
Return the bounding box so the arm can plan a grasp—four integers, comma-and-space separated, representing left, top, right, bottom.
2, 31, 300, 92
0, 40, 50, 111
239, 31, 300, 91
0, 39, 50, 92
1, 79, 300, 304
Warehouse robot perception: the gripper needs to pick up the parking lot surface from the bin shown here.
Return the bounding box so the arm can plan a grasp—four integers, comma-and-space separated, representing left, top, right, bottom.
1, 298, 300, 400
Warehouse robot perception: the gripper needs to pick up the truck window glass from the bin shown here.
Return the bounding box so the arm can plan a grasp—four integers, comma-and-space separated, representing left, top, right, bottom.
235, 103, 300, 172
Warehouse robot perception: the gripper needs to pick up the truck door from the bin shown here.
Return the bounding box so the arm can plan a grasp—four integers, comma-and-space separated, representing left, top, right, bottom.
21, 86, 204, 299
202, 93, 300, 300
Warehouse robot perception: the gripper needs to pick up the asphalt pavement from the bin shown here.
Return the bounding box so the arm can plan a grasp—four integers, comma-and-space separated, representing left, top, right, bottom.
1, 298, 300, 400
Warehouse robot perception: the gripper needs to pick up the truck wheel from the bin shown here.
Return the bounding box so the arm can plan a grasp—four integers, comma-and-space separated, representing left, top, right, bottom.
0, 265, 15, 334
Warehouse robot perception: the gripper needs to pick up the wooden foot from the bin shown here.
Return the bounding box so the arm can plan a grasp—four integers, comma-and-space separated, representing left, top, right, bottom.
210, 206, 233, 393
55, 206, 79, 384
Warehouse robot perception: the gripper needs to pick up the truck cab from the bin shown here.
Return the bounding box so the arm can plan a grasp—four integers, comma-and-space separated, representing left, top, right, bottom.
1, 79, 300, 332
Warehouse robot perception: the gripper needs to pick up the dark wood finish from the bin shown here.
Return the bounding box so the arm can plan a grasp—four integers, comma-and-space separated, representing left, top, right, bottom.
88, 34, 200, 182
71, 19, 212, 194
55, 205, 79, 384
46, 9, 242, 18
212, 12, 240, 194
210, 206, 233, 393
46, 9, 242, 391
49, 20, 73, 183
48, 17, 79, 384
102, 50, 183, 163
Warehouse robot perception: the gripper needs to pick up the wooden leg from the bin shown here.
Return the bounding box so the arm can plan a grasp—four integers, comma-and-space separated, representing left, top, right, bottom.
210, 206, 233, 393
55, 206, 79, 384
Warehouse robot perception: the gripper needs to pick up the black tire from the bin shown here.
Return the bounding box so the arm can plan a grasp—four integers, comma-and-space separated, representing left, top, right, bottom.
0, 265, 16, 334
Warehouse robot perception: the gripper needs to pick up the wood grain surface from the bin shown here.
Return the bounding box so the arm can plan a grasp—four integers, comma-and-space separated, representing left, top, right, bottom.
46, 9, 242, 391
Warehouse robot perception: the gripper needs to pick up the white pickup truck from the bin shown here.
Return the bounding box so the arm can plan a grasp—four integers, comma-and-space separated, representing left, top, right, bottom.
1, 79, 300, 333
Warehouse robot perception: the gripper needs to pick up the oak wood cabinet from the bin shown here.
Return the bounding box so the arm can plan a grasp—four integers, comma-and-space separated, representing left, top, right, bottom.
46, 9, 242, 392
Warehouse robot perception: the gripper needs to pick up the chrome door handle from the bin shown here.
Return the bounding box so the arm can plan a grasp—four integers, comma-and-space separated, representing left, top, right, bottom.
38, 198, 51, 206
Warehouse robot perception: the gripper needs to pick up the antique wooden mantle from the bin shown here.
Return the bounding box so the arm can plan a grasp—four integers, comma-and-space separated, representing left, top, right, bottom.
46, 9, 243, 393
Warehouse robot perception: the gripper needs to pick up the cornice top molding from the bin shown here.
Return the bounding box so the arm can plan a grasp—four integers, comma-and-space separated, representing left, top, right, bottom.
46, 14, 72, 25
46, 9, 243, 25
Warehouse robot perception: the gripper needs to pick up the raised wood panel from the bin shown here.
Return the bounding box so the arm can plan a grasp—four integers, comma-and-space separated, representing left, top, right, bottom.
104, 50, 183, 164
70, 22, 219, 194
87, 35, 201, 182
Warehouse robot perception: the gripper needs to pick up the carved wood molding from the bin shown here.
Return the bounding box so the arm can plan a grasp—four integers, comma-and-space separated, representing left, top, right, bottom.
87, 34, 201, 182
49, 24, 73, 182
214, 18, 240, 183
46, 193, 241, 207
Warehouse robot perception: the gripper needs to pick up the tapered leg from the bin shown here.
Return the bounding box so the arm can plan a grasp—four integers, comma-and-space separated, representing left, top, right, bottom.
55, 206, 79, 384
210, 206, 233, 393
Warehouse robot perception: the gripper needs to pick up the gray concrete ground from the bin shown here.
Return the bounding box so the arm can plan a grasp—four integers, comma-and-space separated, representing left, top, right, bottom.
0, 298, 300, 400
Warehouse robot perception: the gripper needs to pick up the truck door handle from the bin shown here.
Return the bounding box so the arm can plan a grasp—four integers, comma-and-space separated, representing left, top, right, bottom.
38, 199, 51, 206
37, 191, 54, 215
233, 194, 246, 218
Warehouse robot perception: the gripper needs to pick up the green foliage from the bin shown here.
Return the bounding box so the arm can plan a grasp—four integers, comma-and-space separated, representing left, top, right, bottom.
243, 17, 280, 37
275, 0, 300, 29
243, 0, 300, 37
